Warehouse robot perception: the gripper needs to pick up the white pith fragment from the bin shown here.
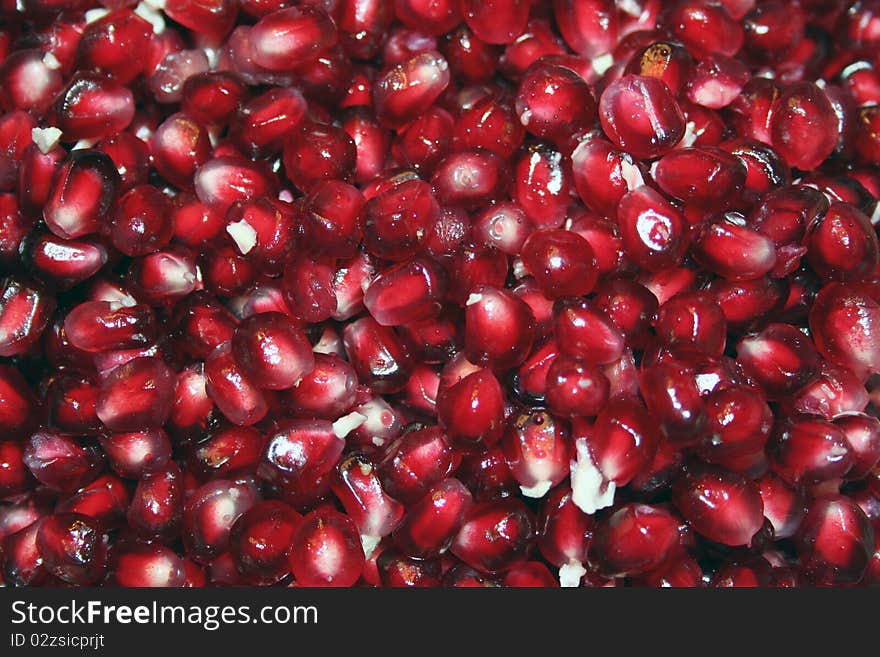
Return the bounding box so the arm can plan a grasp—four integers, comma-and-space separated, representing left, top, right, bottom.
42, 52, 61, 70
620, 158, 644, 191
680, 121, 698, 147
203, 47, 219, 69
520, 480, 553, 499
870, 201, 880, 227
85, 8, 110, 23
465, 292, 483, 306
31, 127, 62, 154
134, 2, 166, 34
72, 138, 97, 151
570, 438, 616, 515
226, 219, 258, 254
332, 412, 367, 439
617, 0, 642, 17
512, 258, 528, 279
144, 0, 166, 9
360, 534, 381, 560
371, 436, 386, 447
559, 560, 587, 588
312, 331, 342, 355
591, 53, 614, 76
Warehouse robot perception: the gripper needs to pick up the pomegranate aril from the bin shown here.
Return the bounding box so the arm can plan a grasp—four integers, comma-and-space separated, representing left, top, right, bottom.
108, 542, 186, 588
151, 113, 211, 191
181, 72, 250, 128
249, 6, 337, 72
600, 74, 685, 160
373, 51, 450, 129
796, 495, 874, 585
378, 425, 456, 504
809, 283, 880, 377
75, 9, 152, 84
736, 323, 820, 400
288, 508, 364, 587
128, 464, 183, 542
513, 144, 572, 229
285, 353, 357, 419
183, 479, 259, 565
205, 342, 269, 427
459, 0, 529, 45
588, 503, 682, 578
437, 368, 505, 448
164, 0, 238, 43
450, 498, 535, 573
343, 316, 412, 394
672, 466, 764, 546
52, 73, 135, 142
1, 520, 49, 587
0, 49, 64, 115
194, 156, 277, 213
545, 357, 610, 419
804, 203, 879, 283
554, 298, 625, 365
231, 312, 313, 391
768, 416, 855, 486
229, 500, 300, 584
501, 409, 572, 498
332, 452, 403, 555
771, 82, 840, 171
336, 0, 392, 60
37, 512, 108, 585
756, 472, 805, 541
692, 213, 777, 282
96, 356, 175, 433
43, 149, 120, 240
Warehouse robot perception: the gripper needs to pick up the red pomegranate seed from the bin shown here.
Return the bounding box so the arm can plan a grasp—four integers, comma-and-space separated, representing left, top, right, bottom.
588, 503, 682, 578
96, 356, 175, 433
288, 508, 364, 586
795, 495, 874, 585
183, 479, 259, 565
672, 466, 765, 546
128, 463, 183, 542
108, 542, 186, 588
43, 150, 120, 240
229, 500, 301, 584
809, 283, 880, 377
37, 512, 108, 585
205, 342, 269, 426
231, 312, 313, 390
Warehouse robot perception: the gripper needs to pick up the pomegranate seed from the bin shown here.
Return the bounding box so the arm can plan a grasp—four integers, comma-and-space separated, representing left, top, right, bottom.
249, 6, 337, 72
450, 498, 534, 573
108, 542, 186, 588
796, 495, 875, 585
231, 312, 313, 390
373, 51, 450, 129
672, 466, 764, 546
53, 73, 135, 142
43, 150, 120, 239
809, 283, 880, 377
736, 323, 820, 400
205, 342, 269, 426
96, 356, 175, 432
288, 508, 364, 586
588, 503, 682, 578
37, 513, 108, 585
770, 82, 840, 171
183, 479, 259, 565
128, 463, 183, 542
229, 500, 300, 584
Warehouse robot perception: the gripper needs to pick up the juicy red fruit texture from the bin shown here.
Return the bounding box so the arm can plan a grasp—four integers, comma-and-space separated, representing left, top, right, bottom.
0, 0, 878, 590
